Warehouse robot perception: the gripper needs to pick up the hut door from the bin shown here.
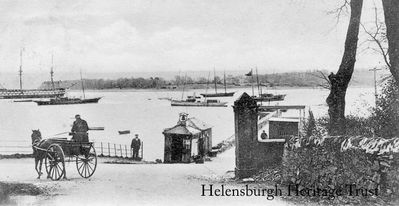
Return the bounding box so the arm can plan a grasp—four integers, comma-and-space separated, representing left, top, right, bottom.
171, 136, 183, 162
191, 139, 198, 156
182, 139, 192, 162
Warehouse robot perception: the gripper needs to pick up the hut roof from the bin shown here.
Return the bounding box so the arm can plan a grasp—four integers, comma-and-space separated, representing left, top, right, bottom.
163, 117, 211, 135
186, 117, 212, 131
163, 124, 201, 135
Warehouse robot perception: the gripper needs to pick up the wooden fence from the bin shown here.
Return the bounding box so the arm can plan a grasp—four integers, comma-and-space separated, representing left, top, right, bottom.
96, 141, 144, 159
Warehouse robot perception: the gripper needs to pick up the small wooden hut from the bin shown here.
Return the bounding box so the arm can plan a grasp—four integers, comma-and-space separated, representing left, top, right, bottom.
162, 113, 212, 163
257, 105, 305, 141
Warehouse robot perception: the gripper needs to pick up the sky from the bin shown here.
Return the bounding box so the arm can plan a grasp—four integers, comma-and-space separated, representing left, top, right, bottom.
0, 0, 388, 75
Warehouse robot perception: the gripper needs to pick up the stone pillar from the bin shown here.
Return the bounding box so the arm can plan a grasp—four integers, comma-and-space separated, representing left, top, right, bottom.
233, 92, 258, 179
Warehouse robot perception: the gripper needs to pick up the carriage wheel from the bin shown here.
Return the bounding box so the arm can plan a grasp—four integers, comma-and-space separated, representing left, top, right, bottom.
45, 144, 65, 181
76, 144, 97, 178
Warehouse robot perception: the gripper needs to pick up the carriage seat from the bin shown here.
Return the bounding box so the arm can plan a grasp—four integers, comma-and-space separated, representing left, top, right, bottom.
70, 132, 89, 142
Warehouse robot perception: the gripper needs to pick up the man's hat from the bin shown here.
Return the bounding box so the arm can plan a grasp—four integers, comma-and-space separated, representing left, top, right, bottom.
75, 114, 81, 118
135, 134, 139, 137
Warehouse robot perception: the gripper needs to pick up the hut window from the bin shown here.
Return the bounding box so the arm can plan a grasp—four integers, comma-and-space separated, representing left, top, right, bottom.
183, 139, 191, 149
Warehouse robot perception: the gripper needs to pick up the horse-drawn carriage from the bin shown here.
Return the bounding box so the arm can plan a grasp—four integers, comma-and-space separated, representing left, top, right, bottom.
32, 135, 97, 181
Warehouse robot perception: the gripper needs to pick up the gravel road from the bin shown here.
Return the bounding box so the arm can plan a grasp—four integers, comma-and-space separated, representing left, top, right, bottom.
0, 149, 289, 206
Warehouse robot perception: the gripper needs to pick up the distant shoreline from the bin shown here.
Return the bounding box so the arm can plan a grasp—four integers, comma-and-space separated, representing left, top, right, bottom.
66, 85, 373, 92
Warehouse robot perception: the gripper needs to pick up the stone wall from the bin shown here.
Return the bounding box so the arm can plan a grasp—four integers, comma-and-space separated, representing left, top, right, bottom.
284, 135, 399, 197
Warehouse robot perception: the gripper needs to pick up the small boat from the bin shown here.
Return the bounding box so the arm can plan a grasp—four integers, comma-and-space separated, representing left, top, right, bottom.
253, 93, 286, 102
118, 130, 130, 135
13, 99, 34, 102
200, 70, 235, 97
200, 92, 235, 97
34, 97, 101, 105
171, 99, 228, 107
158, 97, 172, 101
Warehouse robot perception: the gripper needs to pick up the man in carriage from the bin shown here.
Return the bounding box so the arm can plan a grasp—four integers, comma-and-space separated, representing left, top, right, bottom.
71, 114, 89, 142
30, 115, 97, 180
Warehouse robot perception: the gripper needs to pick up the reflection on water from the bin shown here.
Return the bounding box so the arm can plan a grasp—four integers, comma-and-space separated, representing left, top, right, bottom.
0, 87, 374, 161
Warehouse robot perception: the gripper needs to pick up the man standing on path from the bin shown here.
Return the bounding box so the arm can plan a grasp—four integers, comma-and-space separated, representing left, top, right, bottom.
71, 114, 89, 142
131, 134, 141, 159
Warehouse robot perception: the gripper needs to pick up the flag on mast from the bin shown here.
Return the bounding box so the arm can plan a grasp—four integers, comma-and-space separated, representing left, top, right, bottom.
245, 70, 252, 76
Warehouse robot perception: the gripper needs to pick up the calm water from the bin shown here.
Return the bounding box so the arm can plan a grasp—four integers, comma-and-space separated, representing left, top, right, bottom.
0, 87, 374, 160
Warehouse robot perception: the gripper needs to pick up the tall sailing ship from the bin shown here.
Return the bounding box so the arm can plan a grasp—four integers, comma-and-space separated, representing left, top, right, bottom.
200, 70, 235, 97
0, 50, 66, 99
0, 88, 66, 99
34, 70, 101, 106
249, 68, 286, 102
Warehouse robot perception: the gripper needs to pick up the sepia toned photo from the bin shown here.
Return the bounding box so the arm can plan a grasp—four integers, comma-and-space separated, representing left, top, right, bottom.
0, 0, 399, 205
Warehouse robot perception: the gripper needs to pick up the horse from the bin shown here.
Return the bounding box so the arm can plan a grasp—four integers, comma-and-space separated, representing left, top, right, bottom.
31, 130, 67, 179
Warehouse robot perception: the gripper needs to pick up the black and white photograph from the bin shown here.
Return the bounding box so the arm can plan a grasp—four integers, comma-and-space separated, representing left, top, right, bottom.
0, 0, 399, 205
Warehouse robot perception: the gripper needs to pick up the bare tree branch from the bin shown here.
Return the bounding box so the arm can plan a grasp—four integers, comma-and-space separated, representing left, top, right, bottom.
309, 70, 331, 90
361, 5, 391, 69
327, 0, 350, 24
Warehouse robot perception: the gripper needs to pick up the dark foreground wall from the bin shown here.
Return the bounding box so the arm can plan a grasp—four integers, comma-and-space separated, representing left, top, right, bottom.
233, 93, 286, 179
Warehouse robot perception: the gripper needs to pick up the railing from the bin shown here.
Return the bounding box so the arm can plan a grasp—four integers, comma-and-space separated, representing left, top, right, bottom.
96, 141, 143, 159
0, 140, 31, 154
0, 140, 143, 159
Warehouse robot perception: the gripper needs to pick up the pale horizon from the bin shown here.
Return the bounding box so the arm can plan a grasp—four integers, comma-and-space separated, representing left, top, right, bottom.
0, 0, 388, 75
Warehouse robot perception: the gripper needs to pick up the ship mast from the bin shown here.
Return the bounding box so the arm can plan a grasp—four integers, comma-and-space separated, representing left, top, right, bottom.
213, 67, 217, 94
256, 67, 260, 96
19, 48, 23, 91
181, 73, 187, 100
223, 70, 227, 94
50, 53, 55, 90
80, 70, 86, 99
250, 68, 254, 97
204, 71, 210, 102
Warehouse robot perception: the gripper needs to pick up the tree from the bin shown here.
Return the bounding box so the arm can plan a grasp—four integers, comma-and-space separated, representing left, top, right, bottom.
197, 77, 208, 84
326, 0, 363, 135
213, 76, 221, 84
372, 77, 399, 138
174, 75, 185, 86
381, 0, 399, 84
